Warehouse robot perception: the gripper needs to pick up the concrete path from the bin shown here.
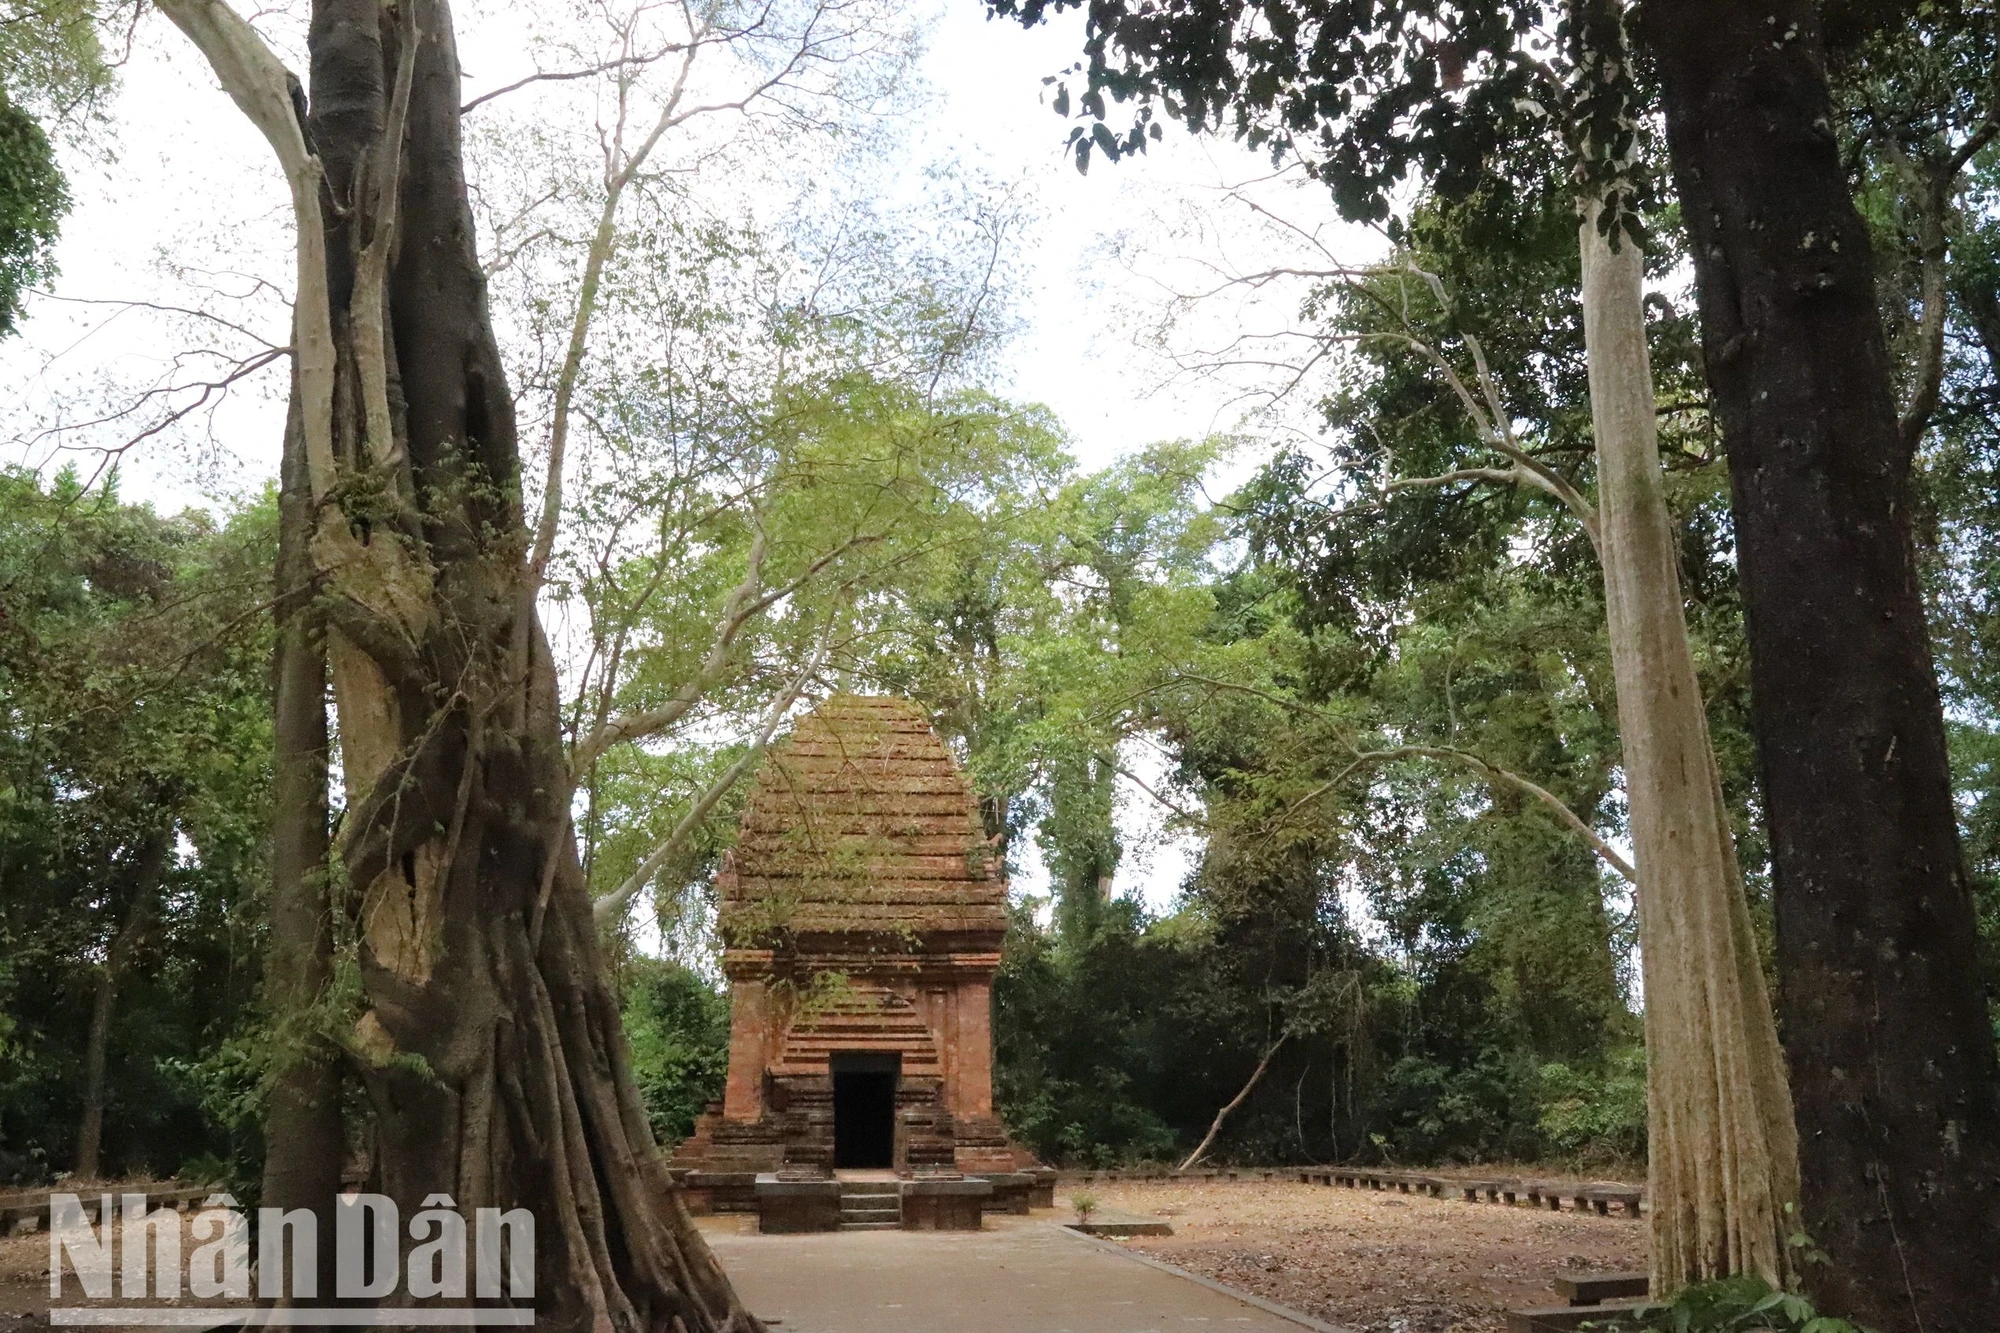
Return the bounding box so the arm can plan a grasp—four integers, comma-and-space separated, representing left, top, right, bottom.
701, 1215, 1338, 1333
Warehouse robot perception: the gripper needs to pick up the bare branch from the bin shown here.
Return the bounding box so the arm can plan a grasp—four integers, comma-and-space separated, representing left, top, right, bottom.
1179, 1033, 1286, 1172
1384, 465, 1533, 495
573, 525, 779, 771
1366, 317, 1602, 551
1112, 759, 1202, 825
460, 48, 680, 115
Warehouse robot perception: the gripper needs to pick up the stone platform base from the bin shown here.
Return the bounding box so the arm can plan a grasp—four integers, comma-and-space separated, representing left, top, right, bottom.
900, 1177, 990, 1230
675, 1170, 760, 1214
755, 1178, 843, 1233
748, 1174, 994, 1232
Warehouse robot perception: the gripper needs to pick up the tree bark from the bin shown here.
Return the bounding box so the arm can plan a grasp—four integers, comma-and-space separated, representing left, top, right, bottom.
1955, 271, 2000, 385
1640, 2, 2000, 1326
75, 827, 169, 1180
161, 0, 765, 1326
260, 386, 345, 1302
1579, 200, 1800, 1295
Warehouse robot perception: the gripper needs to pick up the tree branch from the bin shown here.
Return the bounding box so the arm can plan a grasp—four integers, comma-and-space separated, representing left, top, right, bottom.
1293, 743, 1636, 884
574, 529, 882, 770
156, 0, 336, 502
1179, 1033, 1287, 1171
1112, 759, 1202, 825
1900, 113, 1999, 450
592, 652, 819, 926
1167, 673, 1635, 883
459, 49, 680, 115
572, 525, 769, 770
1384, 465, 1536, 495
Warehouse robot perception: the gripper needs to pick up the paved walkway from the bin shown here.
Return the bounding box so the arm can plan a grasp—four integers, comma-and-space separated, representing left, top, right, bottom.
700, 1215, 1338, 1333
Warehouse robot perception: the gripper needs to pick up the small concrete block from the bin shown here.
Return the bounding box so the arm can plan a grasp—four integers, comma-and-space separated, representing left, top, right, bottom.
1068, 1218, 1174, 1238
1505, 1300, 1649, 1332
1553, 1273, 1649, 1306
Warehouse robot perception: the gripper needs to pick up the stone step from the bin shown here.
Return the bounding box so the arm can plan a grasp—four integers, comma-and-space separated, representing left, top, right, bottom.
1552, 1273, 1649, 1306
841, 1207, 901, 1223
841, 1220, 901, 1231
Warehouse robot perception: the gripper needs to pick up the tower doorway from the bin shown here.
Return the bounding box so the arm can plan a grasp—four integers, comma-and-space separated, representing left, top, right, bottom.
831, 1051, 899, 1169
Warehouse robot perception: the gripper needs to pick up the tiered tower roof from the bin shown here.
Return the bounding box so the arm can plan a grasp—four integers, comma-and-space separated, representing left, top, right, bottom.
717, 695, 1006, 945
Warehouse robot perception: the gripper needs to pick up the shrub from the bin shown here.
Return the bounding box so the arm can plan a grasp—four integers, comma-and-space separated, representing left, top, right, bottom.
621, 959, 729, 1145
1537, 1044, 1647, 1166
1609, 1275, 1863, 1333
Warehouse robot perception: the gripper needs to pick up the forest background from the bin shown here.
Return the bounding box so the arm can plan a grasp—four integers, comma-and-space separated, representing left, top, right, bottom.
1, 0, 1996, 1193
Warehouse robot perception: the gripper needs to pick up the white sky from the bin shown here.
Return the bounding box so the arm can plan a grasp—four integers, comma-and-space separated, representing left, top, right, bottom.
3, 0, 1380, 914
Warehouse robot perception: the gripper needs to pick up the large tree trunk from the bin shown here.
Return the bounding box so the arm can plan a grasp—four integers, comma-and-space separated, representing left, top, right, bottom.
1578, 200, 1799, 1295
1640, 2, 2000, 1326
161, 0, 763, 1326
259, 387, 345, 1302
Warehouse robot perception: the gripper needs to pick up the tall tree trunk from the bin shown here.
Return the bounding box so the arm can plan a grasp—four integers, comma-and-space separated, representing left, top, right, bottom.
75, 828, 169, 1180
260, 386, 345, 1302
160, 0, 764, 1326
1578, 200, 1800, 1295
1640, 2, 2000, 1326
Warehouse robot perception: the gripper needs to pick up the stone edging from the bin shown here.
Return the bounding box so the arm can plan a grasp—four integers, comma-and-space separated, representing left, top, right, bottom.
1056, 1167, 1645, 1218
1051, 1221, 1362, 1333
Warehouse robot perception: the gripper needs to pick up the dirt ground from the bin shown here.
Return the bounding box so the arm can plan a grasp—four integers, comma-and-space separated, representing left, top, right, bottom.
1074, 1175, 1645, 1333
1, 1200, 251, 1328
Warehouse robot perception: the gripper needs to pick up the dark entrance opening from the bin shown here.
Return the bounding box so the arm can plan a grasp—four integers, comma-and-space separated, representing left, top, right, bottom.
831, 1051, 899, 1169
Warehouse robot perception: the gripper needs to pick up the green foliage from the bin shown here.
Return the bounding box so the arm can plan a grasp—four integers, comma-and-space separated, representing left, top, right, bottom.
0, 0, 111, 337
619, 958, 730, 1145
993, 901, 1183, 1166
155, 1036, 268, 1200
1537, 1045, 1647, 1167
0, 0, 110, 118
0, 469, 274, 1180
1605, 1276, 1866, 1333
0, 91, 65, 335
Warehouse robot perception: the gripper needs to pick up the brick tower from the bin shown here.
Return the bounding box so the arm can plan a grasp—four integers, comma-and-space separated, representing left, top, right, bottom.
669, 695, 1031, 1186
